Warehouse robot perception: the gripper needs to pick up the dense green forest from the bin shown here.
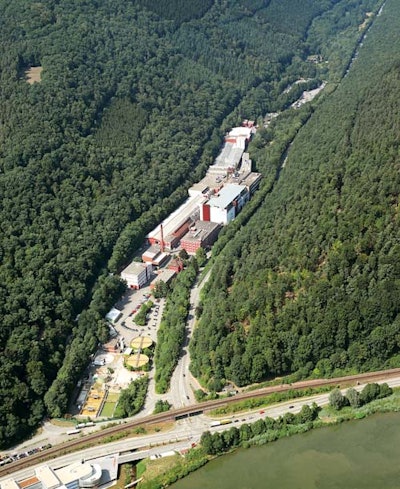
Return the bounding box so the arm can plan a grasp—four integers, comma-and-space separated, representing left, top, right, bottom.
190, 0, 400, 390
0, 0, 380, 446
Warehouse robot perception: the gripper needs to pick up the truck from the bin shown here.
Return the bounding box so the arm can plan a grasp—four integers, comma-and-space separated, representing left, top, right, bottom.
210, 419, 232, 427
76, 422, 95, 429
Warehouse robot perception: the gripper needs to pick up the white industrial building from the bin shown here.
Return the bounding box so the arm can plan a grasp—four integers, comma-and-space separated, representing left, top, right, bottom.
200, 184, 249, 225
209, 142, 244, 174
121, 262, 153, 289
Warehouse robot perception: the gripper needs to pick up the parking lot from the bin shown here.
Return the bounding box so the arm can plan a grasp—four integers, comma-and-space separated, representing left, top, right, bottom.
114, 286, 164, 345
70, 281, 165, 421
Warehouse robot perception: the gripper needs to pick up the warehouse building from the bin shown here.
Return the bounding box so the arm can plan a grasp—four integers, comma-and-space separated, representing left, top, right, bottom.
209, 142, 244, 175
150, 268, 176, 289
200, 184, 249, 225
180, 221, 222, 255
121, 262, 153, 289
146, 194, 206, 250
141, 245, 169, 267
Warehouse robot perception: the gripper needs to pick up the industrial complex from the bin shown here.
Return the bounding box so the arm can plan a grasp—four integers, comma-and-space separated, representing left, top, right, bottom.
119, 121, 261, 290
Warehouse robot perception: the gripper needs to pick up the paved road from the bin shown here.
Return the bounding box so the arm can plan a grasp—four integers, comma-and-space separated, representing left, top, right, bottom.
4, 267, 206, 455
166, 269, 211, 408
4, 375, 400, 484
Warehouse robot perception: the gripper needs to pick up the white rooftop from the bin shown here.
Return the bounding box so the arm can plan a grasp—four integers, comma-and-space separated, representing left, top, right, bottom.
208, 184, 247, 209
228, 126, 252, 138
121, 262, 150, 276
56, 462, 98, 486
105, 307, 121, 323
212, 143, 244, 171
1, 480, 20, 489
35, 466, 60, 489
147, 194, 207, 241
153, 268, 176, 283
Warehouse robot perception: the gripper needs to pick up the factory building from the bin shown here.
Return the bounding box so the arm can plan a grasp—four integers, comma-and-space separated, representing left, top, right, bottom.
141, 122, 260, 263
209, 142, 244, 175
141, 245, 169, 267
150, 268, 176, 289
121, 262, 153, 289
180, 221, 222, 255
200, 184, 249, 225
146, 194, 206, 250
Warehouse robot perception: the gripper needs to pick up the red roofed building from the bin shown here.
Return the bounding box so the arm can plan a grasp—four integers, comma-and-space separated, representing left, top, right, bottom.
169, 257, 184, 273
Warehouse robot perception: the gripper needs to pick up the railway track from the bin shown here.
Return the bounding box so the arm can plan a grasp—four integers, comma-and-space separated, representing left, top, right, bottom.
2, 367, 400, 478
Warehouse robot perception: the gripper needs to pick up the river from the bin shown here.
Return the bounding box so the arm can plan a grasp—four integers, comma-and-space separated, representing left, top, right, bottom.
171, 412, 400, 489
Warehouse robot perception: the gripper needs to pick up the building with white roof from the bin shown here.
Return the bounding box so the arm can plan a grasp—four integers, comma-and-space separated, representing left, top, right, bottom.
146, 194, 207, 250
121, 262, 153, 289
1, 481, 21, 489
56, 462, 102, 488
200, 184, 249, 225
150, 268, 176, 289
141, 246, 169, 267
209, 142, 244, 175
105, 307, 122, 324
0, 463, 103, 489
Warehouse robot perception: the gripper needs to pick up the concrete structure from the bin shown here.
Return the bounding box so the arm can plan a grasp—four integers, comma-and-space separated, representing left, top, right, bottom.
1, 463, 103, 489
208, 125, 254, 175
142, 246, 161, 263
227, 126, 253, 140
209, 142, 244, 175
146, 194, 207, 250
180, 221, 222, 255
121, 262, 153, 290
34, 466, 59, 489
230, 170, 262, 195
56, 462, 102, 488
150, 268, 176, 289
200, 184, 249, 225
105, 307, 122, 324
141, 246, 169, 267
169, 258, 184, 273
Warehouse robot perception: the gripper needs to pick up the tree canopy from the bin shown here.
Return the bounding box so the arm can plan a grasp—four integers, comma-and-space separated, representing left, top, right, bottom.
190, 0, 399, 390
0, 0, 382, 446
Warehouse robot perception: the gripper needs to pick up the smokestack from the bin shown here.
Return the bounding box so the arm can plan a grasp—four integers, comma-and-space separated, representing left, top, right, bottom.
160, 224, 165, 253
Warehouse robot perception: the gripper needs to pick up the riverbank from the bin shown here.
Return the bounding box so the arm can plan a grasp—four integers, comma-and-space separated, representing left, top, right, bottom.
136, 388, 400, 488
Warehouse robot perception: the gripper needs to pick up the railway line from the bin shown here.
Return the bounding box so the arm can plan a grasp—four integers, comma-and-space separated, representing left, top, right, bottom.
2, 366, 400, 478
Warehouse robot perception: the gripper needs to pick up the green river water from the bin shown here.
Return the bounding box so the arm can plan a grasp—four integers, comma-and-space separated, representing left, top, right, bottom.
171, 412, 400, 489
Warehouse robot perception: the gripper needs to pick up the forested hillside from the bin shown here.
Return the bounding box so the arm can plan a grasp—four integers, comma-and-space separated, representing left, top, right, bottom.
0, 0, 380, 446
190, 0, 400, 390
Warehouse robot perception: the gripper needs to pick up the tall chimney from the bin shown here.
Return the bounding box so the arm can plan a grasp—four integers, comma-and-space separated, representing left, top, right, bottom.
160, 224, 165, 253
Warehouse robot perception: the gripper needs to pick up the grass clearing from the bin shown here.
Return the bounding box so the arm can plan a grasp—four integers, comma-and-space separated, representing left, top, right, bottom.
25, 66, 43, 84
208, 386, 332, 417
107, 392, 120, 402
139, 454, 182, 483
50, 418, 76, 427
100, 402, 116, 417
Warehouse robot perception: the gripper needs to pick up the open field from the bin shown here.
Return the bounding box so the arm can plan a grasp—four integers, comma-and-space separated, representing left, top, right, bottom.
25, 66, 43, 84
100, 402, 116, 418
100, 391, 120, 417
